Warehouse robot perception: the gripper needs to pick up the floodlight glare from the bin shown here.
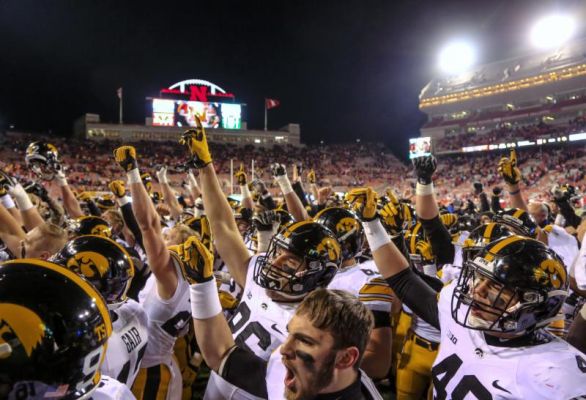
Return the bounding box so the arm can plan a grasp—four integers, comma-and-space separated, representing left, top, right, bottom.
530, 15, 575, 49
438, 41, 476, 74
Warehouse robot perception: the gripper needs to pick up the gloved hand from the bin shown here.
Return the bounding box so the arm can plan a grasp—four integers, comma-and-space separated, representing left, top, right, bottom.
252, 209, 281, 232
412, 155, 437, 185
235, 164, 247, 186
439, 213, 458, 228
23, 181, 49, 201
307, 169, 317, 184
492, 186, 503, 197
156, 166, 168, 185
113, 146, 138, 172
497, 149, 521, 185
0, 170, 16, 197
251, 178, 267, 195
180, 115, 212, 168
379, 202, 403, 234
345, 187, 378, 221
271, 163, 287, 178
416, 240, 434, 263
77, 191, 94, 202
473, 182, 483, 195
385, 188, 400, 205
141, 173, 153, 192
177, 236, 215, 285
109, 180, 126, 198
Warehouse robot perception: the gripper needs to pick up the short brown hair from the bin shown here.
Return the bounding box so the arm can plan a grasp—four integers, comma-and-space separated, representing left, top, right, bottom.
38, 222, 68, 254
295, 289, 374, 369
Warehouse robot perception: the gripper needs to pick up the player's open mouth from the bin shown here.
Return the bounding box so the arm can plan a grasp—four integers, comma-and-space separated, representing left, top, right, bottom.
284, 364, 297, 391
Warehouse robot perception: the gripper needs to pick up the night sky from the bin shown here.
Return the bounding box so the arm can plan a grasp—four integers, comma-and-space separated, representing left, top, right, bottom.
0, 0, 583, 159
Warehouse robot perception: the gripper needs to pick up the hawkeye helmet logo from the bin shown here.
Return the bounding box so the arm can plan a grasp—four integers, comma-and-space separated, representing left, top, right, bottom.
0, 304, 45, 359
90, 224, 111, 237
336, 217, 358, 237
66, 251, 110, 279
535, 259, 567, 289
316, 237, 341, 262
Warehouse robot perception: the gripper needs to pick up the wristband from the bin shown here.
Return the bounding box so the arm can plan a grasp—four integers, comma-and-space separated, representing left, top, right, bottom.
275, 175, 293, 195
55, 174, 68, 187
256, 229, 273, 253
157, 173, 168, 185
1, 194, 15, 209
127, 169, 141, 185
189, 279, 223, 319
508, 189, 520, 195
10, 185, 34, 212
117, 196, 131, 207
416, 182, 434, 196
240, 184, 252, 199
362, 219, 391, 252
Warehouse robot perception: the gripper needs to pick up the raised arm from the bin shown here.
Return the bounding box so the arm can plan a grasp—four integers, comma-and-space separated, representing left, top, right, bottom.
272, 163, 310, 222
156, 165, 182, 221
113, 145, 177, 299
180, 118, 251, 288
54, 163, 84, 218
497, 149, 527, 211
7, 178, 45, 231
234, 164, 254, 210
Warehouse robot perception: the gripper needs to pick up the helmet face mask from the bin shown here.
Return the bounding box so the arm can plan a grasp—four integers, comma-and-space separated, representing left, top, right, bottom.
452, 236, 569, 335
253, 222, 341, 300
25, 142, 59, 181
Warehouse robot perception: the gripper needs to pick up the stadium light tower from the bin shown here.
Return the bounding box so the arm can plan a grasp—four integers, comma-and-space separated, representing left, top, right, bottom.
438, 41, 476, 75
530, 15, 576, 49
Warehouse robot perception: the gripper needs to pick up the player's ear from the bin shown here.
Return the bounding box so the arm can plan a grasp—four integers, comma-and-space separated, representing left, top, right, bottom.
335, 346, 360, 370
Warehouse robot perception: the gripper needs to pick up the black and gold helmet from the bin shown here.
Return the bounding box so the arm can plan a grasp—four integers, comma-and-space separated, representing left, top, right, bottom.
253, 221, 341, 298
0, 258, 111, 398
314, 207, 363, 261
141, 172, 153, 192
183, 215, 213, 251
275, 208, 295, 231
95, 194, 116, 211
493, 208, 538, 238
452, 236, 569, 335
25, 141, 60, 181
462, 222, 514, 263
68, 215, 112, 238
50, 235, 135, 309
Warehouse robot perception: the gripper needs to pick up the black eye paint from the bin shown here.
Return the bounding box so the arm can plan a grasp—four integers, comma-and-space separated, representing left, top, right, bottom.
295, 350, 315, 367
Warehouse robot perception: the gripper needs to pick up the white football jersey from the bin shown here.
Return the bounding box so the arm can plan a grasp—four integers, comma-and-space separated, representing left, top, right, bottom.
101, 299, 149, 387
572, 233, 586, 290
545, 224, 579, 270
327, 259, 393, 313
93, 375, 137, 400
228, 255, 296, 360
433, 282, 586, 400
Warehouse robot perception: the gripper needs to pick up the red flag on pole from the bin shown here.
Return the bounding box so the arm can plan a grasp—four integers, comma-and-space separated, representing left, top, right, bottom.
265, 98, 280, 109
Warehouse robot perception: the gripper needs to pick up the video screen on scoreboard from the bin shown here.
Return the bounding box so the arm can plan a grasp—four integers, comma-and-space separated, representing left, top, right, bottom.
408, 137, 432, 159
151, 98, 242, 129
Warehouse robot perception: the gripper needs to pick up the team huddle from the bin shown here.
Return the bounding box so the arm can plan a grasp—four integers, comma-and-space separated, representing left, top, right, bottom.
0, 115, 585, 399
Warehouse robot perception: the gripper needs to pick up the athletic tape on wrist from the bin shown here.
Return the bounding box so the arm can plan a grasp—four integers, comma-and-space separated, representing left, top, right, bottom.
256, 230, 273, 253
416, 182, 434, 196
276, 176, 293, 195
127, 169, 141, 185
117, 196, 131, 207
158, 174, 168, 185
55, 175, 68, 187
1, 194, 15, 209
240, 184, 252, 199
189, 279, 223, 319
362, 219, 391, 252
12, 188, 33, 212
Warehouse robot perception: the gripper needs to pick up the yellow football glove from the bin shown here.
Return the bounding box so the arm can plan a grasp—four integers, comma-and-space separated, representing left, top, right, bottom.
141, 172, 153, 192
109, 180, 126, 198
199, 215, 213, 252
379, 202, 403, 234
177, 236, 215, 285
415, 240, 434, 263
307, 169, 317, 184
385, 188, 400, 206
179, 115, 212, 168
497, 149, 521, 185
439, 213, 458, 229
345, 187, 378, 221
113, 145, 138, 172
235, 164, 247, 186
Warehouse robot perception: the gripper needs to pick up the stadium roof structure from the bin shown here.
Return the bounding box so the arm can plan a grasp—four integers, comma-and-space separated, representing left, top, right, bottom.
420, 38, 586, 113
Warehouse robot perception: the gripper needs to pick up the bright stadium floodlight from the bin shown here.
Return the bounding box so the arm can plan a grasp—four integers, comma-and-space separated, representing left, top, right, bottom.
438, 41, 476, 75
530, 15, 576, 49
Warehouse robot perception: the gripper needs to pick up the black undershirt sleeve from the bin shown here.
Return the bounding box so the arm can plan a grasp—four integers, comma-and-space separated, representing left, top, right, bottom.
120, 202, 144, 250
86, 199, 102, 216
371, 310, 391, 328
479, 193, 490, 213
292, 181, 309, 207
220, 346, 268, 398
385, 268, 440, 330
420, 215, 455, 265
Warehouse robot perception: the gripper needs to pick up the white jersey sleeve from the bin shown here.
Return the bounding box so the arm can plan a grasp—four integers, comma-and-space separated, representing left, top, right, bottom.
101, 299, 149, 387
572, 233, 586, 290
545, 225, 579, 269
93, 375, 137, 400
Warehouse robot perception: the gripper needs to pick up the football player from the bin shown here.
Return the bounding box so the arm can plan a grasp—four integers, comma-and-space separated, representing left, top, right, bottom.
51, 235, 148, 388
349, 182, 586, 399
176, 235, 382, 399
0, 258, 135, 399
113, 145, 192, 400
315, 206, 393, 379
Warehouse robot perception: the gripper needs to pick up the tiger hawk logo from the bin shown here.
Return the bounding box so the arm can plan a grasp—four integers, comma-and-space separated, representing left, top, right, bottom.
0, 304, 45, 359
